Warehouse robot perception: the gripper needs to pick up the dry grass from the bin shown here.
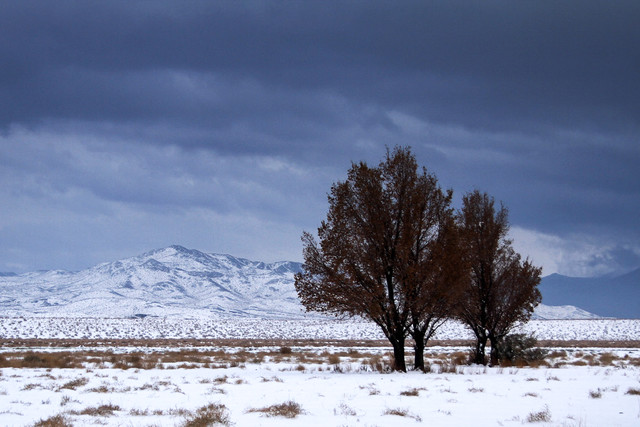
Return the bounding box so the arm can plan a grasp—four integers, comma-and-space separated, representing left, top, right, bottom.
0, 352, 81, 369
279, 346, 292, 354
1, 339, 639, 373
399, 387, 421, 396
382, 408, 422, 422
181, 403, 231, 427
334, 402, 357, 416
598, 352, 618, 366
526, 405, 551, 423
71, 403, 121, 416
327, 353, 341, 365
247, 401, 304, 418
86, 384, 129, 393
59, 377, 89, 390
22, 382, 44, 391
359, 383, 380, 395
625, 387, 640, 395
547, 349, 567, 358
31, 414, 72, 427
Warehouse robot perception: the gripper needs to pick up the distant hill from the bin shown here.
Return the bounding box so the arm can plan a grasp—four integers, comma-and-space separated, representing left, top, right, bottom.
0, 245, 600, 320
539, 268, 640, 318
0, 245, 306, 319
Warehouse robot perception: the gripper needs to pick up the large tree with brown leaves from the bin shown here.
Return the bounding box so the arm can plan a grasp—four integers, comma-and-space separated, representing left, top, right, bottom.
457, 190, 542, 365
294, 147, 459, 371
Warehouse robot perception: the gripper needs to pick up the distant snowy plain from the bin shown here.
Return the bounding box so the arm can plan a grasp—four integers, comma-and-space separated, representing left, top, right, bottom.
1, 316, 640, 341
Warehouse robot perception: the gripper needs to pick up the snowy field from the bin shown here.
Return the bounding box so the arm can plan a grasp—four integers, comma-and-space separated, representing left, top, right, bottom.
1, 318, 639, 426
1, 346, 640, 426
1, 317, 640, 341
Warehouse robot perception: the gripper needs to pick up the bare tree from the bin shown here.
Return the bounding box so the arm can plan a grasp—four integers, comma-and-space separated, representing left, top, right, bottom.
294, 147, 456, 372
456, 190, 542, 365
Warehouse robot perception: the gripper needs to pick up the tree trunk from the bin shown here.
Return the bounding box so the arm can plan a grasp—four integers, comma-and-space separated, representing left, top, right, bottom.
411, 328, 426, 371
413, 340, 425, 372
488, 335, 500, 366
472, 333, 487, 365
389, 333, 407, 372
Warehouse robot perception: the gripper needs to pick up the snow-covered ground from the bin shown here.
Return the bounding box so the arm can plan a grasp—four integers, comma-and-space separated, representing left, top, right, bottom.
1, 350, 640, 426
1, 318, 640, 426
1, 317, 640, 341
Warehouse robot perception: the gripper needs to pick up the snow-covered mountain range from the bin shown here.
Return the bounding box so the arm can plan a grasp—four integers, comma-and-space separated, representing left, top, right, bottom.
0, 245, 597, 320
539, 269, 640, 318
0, 246, 305, 319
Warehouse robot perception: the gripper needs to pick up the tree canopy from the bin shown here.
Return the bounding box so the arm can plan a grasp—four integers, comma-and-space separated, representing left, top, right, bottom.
294, 146, 457, 371
456, 190, 542, 365
295, 148, 542, 370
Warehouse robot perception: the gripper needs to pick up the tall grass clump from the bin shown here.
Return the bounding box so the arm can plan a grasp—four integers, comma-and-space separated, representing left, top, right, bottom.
247, 401, 304, 418
182, 403, 231, 427
31, 414, 73, 427
526, 405, 551, 423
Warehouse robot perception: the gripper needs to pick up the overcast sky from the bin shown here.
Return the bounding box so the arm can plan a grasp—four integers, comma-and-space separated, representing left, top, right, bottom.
1, 1, 639, 277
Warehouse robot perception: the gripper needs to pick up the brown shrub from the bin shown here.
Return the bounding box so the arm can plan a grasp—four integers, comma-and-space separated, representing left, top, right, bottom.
247, 401, 304, 418
399, 388, 420, 396
327, 353, 341, 365
279, 346, 292, 355
73, 403, 121, 416
599, 352, 618, 366
59, 377, 89, 390
547, 350, 567, 359
31, 414, 73, 427
382, 408, 422, 422
182, 403, 231, 427
526, 405, 551, 423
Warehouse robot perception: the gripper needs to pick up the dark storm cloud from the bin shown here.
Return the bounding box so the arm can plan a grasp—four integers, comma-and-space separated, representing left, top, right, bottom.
3, 1, 638, 133
1, 0, 638, 274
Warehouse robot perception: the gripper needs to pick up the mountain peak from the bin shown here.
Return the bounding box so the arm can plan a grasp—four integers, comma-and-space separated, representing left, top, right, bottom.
0, 246, 306, 319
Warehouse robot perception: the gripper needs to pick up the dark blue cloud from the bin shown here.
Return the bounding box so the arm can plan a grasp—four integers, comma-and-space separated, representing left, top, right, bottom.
0, 1, 638, 274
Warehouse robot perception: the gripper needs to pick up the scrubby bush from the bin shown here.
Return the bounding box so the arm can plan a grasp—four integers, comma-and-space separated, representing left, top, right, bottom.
279, 346, 292, 355
497, 334, 547, 366
247, 401, 304, 418
526, 405, 551, 423
182, 403, 231, 426
32, 414, 73, 427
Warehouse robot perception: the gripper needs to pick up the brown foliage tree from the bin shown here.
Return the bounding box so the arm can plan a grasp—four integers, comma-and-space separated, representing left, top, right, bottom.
294, 147, 459, 372
456, 190, 542, 365
406, 214, 466, 370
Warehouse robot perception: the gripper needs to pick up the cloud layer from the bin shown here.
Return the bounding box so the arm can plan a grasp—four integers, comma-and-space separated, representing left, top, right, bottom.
1, 1, 638, 276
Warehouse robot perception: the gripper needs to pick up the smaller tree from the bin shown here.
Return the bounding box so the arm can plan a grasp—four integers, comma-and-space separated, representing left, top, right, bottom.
456, 190, 542, 365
